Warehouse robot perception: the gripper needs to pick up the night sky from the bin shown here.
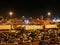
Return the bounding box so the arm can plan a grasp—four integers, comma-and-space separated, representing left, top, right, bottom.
0, 0, 60, 18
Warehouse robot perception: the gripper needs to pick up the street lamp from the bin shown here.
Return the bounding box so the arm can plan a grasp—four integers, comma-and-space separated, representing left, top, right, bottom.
9, 12, 13, 30
9, 12, 13, 17
9, 11, 13, 19
47, 12, 51, 18
48, 12, 51, 16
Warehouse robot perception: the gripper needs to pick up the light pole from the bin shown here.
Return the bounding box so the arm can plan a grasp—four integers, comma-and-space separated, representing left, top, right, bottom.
9, 12, 13, 18
47, 12, 51, 20
48, 12, 51, 17
9, 12, 13, 30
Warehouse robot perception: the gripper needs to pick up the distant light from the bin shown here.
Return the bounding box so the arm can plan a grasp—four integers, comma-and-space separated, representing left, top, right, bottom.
53, 19, 56, 22
22, 16, 25, 19
24, 19, 29, 24
53, 18, 60, 22
48, 12, 51, 16
56, 19, 60, 22
9, 12, 13, 16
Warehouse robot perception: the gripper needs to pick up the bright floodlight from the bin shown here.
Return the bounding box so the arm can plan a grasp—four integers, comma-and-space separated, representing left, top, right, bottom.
9, 12, 13, 16
48, 12, 51, 16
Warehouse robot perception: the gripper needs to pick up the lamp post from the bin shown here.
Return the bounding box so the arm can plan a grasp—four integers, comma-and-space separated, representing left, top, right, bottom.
9, 12, 13, 30
9, 12, 13, 18
48, 12, 51, 18
47, 12, 51, 20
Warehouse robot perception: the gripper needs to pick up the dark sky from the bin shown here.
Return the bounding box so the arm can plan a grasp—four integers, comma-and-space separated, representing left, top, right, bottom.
0, 0, 60, 18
